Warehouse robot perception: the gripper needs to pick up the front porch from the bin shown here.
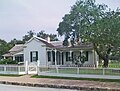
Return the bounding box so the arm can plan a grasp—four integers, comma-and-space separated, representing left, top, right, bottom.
46, 47, 99, 67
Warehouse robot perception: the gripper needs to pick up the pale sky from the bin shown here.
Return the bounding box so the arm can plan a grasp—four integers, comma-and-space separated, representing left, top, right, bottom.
0, 0, 120, 42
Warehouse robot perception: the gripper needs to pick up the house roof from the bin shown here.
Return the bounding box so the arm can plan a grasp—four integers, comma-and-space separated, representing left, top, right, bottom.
55, 43, 93, 51
3, 36, 94, 57
9, 44, 24, 52
36, 37, 54, 47
50, 41, 63, 47
2, 52, 15, 57
3, 44, 24, 57
25, 36, 54, 47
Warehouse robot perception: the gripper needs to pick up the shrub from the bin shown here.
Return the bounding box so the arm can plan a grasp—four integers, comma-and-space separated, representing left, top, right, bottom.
0, 58, 18, 64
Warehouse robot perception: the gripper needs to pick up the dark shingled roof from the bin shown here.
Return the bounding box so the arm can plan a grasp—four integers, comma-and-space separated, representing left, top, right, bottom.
3, 44, 24, 57
36, 37, 54, 47
55, 43, 93, 51
9, 44, 24, 52
25, 37, 54, 48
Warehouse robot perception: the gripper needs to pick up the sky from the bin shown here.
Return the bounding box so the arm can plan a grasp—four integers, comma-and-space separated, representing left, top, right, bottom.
0, 0, 120, 42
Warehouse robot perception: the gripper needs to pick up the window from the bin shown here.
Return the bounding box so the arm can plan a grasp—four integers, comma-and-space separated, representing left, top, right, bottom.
15, 54, 24, 62
47, 52, 51, 62
66, 52, 70, 61
30, 51, 38, 62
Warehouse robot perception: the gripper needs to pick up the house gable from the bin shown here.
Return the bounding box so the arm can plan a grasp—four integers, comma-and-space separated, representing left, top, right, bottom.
25, 36, 54, 48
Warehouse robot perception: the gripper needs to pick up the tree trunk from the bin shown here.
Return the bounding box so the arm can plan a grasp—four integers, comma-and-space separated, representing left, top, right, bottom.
103, 58, 109, 68
93, 43, 112, 68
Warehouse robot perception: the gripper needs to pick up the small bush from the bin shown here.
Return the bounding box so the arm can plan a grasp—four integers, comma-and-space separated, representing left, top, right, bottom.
0, 58, 18, 64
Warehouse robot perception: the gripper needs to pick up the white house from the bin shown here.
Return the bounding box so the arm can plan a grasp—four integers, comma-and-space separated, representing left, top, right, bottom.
3, 36, 99, 68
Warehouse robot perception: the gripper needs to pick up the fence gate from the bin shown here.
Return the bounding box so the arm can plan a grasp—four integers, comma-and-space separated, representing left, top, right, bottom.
28, 66, 37, 74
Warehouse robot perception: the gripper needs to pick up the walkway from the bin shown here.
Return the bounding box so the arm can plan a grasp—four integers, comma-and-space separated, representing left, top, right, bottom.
0, 75, 120, 91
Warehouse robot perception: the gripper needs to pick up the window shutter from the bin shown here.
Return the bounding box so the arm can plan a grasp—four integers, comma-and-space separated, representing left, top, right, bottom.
30, 52, 32, 62
36, 51, 38, 61
86, 51, 88, 61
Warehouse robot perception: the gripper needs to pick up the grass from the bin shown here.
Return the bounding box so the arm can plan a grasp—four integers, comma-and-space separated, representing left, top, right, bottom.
32, 75, 120, 83
39, 67, 120, 76
99, 62, 120, 68
0, 74, 22, 77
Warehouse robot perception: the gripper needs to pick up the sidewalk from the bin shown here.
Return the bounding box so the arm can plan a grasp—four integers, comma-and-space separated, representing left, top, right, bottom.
0, 75, 120, 91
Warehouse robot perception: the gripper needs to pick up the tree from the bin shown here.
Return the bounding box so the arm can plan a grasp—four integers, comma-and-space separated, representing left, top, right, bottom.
23, 30, 35, 43
89, 11, 120, 67
57, 0, 120, 67
37, 30, 58, 41
0, 39, 12, 58
8, 38, 24, 46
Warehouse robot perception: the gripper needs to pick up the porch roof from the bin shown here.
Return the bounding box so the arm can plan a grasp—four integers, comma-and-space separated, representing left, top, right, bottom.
2, 52, 15, 57
9, 44, 24, 52
55, 43, 93, 51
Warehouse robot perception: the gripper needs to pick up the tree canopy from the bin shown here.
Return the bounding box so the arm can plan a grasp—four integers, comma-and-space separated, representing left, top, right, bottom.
57, 0, 120, 67
37, 30, 58, 41
0, 39, 12, 58
0, 30, 58, 57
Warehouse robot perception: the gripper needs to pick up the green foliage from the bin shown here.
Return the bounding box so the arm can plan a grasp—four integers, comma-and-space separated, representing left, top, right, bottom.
8, 38, 24, 46
37, 30, 58, 41
0, 39, 12, 57
22, 30, 35, 43
0, 58, 18, 64
0, 74, 22, 77
57, 0, 120, 67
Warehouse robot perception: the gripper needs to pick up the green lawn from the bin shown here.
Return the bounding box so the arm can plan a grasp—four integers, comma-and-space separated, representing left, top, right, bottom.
99, 62, 120, 68
39, 67, 120, 76
0, 74, 22, 77
58, 68, 120, 76
39, 62, 120, 76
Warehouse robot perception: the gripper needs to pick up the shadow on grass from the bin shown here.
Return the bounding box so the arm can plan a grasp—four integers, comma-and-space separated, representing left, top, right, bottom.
0, 74, 23, 77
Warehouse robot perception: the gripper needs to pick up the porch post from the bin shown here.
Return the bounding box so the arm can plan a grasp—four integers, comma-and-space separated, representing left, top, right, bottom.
93, 50, 95, 67
80, 50, 83, 61
70, 51, 72, 57
70, 51, 72, 61
13, 55, 15, 61
54, 49, 57, 66
25, 60, 28, 74
3, 56, 6, 59
63, 52, 66, 65
60, 52, 62, 65
46, 51, 48, 66
37, 60, 40, 74
51, 51, 53, 65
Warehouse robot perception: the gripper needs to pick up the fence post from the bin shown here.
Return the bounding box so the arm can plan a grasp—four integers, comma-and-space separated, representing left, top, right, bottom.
18, 66, 20, 74
77, 67, 79, 74
103, 68, 105, 75
25, 61, 28, 74
37, 60, 40, 74
56, 67, 58, 73
4, 66, 6, 74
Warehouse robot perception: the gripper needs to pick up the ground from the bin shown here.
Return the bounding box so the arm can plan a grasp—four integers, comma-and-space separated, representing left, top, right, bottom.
0, 75, 119, 91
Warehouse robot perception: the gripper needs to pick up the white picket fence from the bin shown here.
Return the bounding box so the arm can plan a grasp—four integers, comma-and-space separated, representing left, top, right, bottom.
0, 65, 26, 75
38, 66, 120, 79
0, 64, 119, 79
